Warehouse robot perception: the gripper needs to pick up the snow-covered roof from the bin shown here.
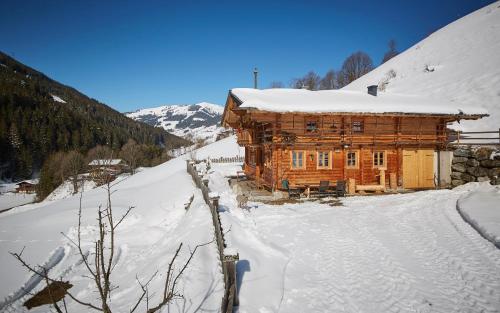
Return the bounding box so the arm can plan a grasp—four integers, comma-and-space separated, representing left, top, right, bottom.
230, 88, 488, 116
88, 159, 123, 166
15, 179, 39, 185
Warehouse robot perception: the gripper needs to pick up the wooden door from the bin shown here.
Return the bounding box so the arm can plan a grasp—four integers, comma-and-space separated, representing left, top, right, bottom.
402, 149, 435, 189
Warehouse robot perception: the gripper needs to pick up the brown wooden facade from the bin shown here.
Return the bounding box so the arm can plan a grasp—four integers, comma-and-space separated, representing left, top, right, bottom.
222, 92, 486, 191
15, 181, 37, 194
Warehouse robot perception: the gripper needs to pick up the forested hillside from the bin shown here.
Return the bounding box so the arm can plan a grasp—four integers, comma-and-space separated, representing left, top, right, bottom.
0, 51, 189, 180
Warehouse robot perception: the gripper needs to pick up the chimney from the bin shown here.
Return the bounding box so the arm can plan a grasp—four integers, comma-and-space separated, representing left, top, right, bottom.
253, 68, 258, 89
367, 85, 378, 96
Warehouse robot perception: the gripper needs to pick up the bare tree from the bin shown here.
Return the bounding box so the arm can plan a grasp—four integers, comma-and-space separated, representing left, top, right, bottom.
338, 51, 374, 87
381, 39, 398, 64
290, 71, 321, 90
319, 69, 337, 90
11, 180, 210, 312
62, 151, 85, 194
120, 139, 143, 174
86, 145, 113, 164
268, 81, 284, 88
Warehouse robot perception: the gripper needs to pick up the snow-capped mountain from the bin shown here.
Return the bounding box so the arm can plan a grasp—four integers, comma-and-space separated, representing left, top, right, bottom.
126, 102, 225, 142
344, 1, 500, 132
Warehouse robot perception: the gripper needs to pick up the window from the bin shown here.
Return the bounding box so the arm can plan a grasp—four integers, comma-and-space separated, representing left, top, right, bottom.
291, 151, 305, 169
373, 151, 385, 168
346, 151, 358, 168
306, 121, 318, 132
352, 121, 364, 133
317, 151, 332, 169
330, 121, 340, 132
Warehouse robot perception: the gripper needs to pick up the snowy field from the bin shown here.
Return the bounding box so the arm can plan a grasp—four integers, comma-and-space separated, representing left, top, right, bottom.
458, 183, 500, 248
208, 163, 500, 313
1, 136, 499, 313
0, 193, 35, 211
0, 137, 243, 312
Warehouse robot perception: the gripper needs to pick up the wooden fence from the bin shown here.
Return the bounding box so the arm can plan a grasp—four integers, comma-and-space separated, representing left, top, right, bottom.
186, 160, 239, 312
208, 156, 245, 164
448, 129, 500, 146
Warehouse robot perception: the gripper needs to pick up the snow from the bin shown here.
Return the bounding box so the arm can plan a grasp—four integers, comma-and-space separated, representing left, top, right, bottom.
457, 182, 500, 248
0, 193, 36, 211
127, 102, 225, 142
51, 94, 66, 103
344, 1, 500, 131
231, 88, 487, 116
0, 138, 243, 312
207, 163, 500, 312
15, 179, 39, 185
88, 159, 123, 166
45, 179, 97, 201
2, 136, 500, 312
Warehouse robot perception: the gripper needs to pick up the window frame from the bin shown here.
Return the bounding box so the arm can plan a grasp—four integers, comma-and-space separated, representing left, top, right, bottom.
305, 120, 319, 133
373, 151, 387, 169
345, 150, 359, 169
316, 151, 332, 169
290, 150, 306, 170
352, 120, 364, 134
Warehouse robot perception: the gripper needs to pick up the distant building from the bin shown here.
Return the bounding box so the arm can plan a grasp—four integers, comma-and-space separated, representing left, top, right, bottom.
88, 159, 128, 184
15, 180, 38, 194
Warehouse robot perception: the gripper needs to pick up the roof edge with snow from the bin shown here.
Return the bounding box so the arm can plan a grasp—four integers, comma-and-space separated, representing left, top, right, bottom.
229, 88, 488, 118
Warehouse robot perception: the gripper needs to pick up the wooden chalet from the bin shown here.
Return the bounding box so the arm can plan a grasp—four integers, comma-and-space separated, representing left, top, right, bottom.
88, 159, 128, 183
15, 180, 37, 194
222, 87, 488, 193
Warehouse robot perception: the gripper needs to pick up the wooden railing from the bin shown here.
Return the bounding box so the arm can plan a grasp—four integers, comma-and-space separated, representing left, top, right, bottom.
448, 129, 500, 146
186, 161, 239, 312
209, 156, 245, 164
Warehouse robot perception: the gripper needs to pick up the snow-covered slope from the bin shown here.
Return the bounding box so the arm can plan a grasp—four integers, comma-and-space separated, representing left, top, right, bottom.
127, 102, 225, 142
0, 136, 243, 312
344, 1, 500, 131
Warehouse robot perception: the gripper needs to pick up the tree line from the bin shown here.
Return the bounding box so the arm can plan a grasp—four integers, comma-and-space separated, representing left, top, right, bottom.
0, 51, 189, 182
268, 40, 399, 90
36, 139, 169, 200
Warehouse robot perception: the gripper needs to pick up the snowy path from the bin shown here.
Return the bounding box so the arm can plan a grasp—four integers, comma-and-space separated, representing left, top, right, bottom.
208, 165, 500, 313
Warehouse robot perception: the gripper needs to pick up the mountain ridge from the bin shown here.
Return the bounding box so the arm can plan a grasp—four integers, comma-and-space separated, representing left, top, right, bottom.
0, 51, 189, 179
126, 102, 225, 142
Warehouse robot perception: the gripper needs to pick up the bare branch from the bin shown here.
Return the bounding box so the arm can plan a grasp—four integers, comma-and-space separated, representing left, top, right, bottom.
129, 271, 158, 313
9, 250, 101, 311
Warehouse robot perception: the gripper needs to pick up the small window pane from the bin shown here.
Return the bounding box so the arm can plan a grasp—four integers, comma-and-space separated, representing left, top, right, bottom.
347, 152, 357, 167
318, 151, 330, 168
306, 121, 317, 132
352, 121, 364, 133
374, 151, 385, 167
292, 151, 304, 168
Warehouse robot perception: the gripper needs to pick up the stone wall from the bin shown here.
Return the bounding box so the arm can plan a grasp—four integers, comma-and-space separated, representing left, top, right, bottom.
451, 147, 500, 187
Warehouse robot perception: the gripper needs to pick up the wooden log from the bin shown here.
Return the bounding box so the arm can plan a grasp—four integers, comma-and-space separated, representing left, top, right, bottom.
390, 173, 397, 190
348, 178, 356, 195
379, 169, 386, 188
355, 184, 385, 191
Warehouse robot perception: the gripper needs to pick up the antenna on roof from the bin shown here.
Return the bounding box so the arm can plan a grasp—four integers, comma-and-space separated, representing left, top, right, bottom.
253, 67, 258, 89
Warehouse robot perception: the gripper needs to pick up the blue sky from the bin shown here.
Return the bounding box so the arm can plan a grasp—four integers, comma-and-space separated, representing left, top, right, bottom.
1, 0, 494, 112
